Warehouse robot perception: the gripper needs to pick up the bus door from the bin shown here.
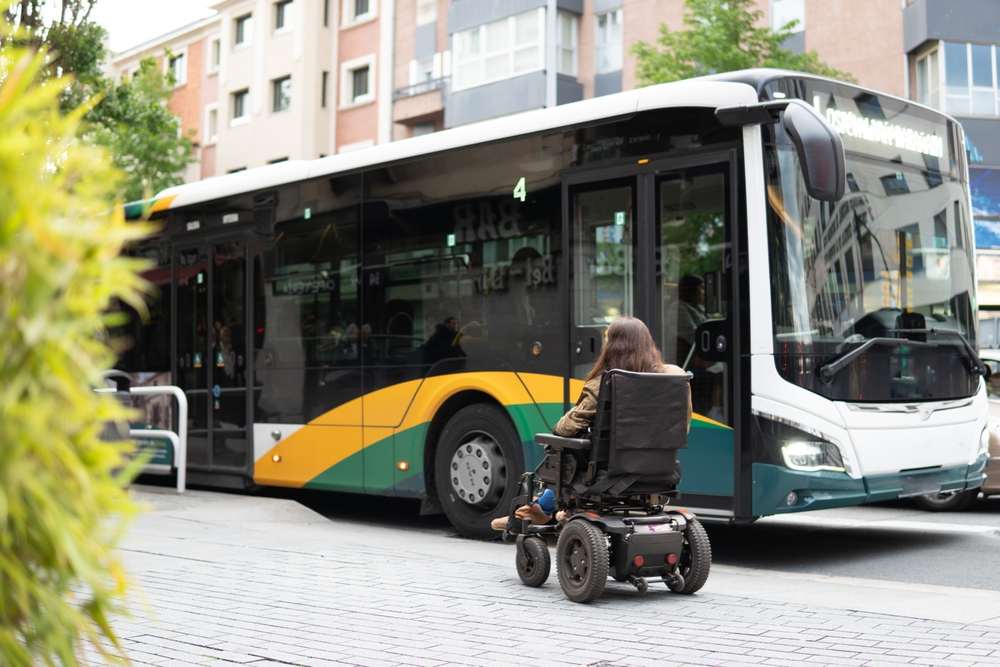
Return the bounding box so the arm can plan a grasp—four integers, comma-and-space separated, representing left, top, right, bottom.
653, 156, 738, 515
568, 175, 641, 382
566, 155, 739, 516
174, 233, 252, 479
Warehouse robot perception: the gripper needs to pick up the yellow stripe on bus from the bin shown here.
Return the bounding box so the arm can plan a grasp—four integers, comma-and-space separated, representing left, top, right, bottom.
149, 194, 178, 213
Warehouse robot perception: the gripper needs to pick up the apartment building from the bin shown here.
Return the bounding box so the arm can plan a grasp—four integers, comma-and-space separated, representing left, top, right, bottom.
111, 0, 1000, 316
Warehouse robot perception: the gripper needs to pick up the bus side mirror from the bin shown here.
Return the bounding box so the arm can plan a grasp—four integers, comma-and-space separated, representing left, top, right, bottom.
715, 99, 846, 203
782, 100, 846, 203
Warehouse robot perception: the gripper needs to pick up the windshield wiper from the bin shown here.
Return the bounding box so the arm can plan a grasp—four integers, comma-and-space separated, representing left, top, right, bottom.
817, 337, 935, 384
888, 327, 989, 377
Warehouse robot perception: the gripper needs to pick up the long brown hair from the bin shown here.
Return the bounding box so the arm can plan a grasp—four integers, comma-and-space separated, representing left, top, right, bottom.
584, 316, 664, 383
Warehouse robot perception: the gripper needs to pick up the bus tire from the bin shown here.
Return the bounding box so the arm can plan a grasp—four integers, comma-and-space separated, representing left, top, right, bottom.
434, 403, 525, 540
668, 518, 711, 595
913, 489, 979, 512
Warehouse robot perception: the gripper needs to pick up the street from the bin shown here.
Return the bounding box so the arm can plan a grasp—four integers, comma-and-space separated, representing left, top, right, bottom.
90, 483, 1000, 667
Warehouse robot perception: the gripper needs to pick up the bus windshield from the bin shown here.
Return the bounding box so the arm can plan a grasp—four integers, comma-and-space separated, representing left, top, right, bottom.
764, 82, 978, 402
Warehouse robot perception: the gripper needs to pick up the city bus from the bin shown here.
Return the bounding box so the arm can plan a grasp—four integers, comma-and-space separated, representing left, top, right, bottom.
118, 69, 991, 538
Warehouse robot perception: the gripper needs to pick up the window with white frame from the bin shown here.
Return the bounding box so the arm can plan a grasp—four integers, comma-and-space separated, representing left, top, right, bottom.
410, 56, 434, 85
341, 55, 375, 106
275, 1, 293, 32
453, 9, 543, 91
916, 48, 940, 109
273, 76, 291, 112
416, 0, 436, 26
206, 105, 219, 143
942, 41, 999, 117
168, 52, 186, 86
595, 9, 623, 74
235, 14, 253, 47
770, 0, 805, 33
232, 89, 249, 123
557, 11, 577, 76
209, 38, 221, 72
344, 0, 374, 25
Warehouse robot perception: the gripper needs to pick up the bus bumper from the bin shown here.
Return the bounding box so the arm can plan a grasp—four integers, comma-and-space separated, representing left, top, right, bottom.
752, 460, 988, 516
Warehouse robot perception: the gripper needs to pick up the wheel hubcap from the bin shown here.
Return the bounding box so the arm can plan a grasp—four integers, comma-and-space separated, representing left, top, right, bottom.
449, 435, 504, 507
563, 538, 588, 584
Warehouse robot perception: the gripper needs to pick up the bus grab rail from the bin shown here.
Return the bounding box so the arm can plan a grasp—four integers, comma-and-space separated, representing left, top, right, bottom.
128, 386, 188, 493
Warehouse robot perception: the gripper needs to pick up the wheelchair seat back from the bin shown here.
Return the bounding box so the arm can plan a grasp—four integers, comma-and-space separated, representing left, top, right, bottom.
584, 369, 692, 497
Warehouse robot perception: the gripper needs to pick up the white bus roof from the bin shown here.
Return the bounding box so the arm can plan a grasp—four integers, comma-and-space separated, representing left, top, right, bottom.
149, 78, 763, 213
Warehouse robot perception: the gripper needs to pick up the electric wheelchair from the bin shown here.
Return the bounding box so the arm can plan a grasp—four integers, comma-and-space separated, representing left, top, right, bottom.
502, 369, 711, 603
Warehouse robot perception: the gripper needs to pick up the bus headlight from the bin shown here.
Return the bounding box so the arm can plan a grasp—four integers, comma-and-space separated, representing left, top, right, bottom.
781, 440, 845, 472
753, 412, 853, 476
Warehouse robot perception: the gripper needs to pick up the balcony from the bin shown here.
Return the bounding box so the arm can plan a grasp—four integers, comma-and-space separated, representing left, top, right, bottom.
393, 77, 449, 102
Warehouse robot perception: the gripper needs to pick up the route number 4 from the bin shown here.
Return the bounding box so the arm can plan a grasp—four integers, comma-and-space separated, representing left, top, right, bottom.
513, 177, 526, 202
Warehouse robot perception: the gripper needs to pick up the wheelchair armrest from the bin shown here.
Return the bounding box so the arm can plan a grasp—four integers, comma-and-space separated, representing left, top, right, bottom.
535, 433, 591, 452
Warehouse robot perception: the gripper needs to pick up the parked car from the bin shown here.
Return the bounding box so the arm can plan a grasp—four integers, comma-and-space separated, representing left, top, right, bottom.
914, 348, 1000, 511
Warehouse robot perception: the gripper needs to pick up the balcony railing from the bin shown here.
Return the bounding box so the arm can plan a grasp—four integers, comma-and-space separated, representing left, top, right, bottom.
393, 77, 449, 101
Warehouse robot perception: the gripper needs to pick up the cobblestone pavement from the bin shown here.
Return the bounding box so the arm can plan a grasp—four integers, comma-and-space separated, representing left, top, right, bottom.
87, 486, 1000, 667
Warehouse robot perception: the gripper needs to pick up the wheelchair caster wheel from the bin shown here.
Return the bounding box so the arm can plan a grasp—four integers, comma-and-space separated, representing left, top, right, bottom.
516, 536, 551, 587
628, 575, 648, 595
663, 572, 685, 592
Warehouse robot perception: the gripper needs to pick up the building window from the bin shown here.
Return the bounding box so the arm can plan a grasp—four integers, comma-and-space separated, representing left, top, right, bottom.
557, 11, 577, 77
209, 39, 221, 73
412, 121, 435, 136
771, 0, 805, 33
916, 49, 940, 109
416, 0, 436, 26
942, 41, 1000, 117
228, 167, 247, 173
273, 76, 292, 112
453, 8, 543, 91
595, 9, 623, 74
345, 0, 374, 24
321, 71, 329, 107
235, 14, 253, 47
206, 106, 219, 143
323, 0, 329, 27
409, 56, 435, 85
168, 53, 186, 86
352, 67, 369, 102
341, 56, 375, 106
275, 0, 293, 32
268, 157, 289, 164
232, 89, 249, 124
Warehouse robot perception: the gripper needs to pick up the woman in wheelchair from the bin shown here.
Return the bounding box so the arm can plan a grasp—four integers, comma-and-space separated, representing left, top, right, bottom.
491, 316, 691, 532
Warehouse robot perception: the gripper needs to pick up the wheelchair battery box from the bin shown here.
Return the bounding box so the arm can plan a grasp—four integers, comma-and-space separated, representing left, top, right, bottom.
612, 528, 683, 578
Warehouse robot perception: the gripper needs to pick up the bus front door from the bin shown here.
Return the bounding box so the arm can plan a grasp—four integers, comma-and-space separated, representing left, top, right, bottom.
567, 156, 739, 519
175, 235, 251, 480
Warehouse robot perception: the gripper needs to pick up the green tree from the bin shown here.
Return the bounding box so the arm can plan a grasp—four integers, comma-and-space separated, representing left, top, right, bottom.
631, 0, 856, 86
90, 54, 196, 202
0, 19, 152, 667
4, 0, 195, 201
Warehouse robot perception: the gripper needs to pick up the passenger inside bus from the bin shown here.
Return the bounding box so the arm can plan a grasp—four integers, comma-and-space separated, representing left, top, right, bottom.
423, 316, 467, 366
668, 274, 723, 422
491, 316, 692, 531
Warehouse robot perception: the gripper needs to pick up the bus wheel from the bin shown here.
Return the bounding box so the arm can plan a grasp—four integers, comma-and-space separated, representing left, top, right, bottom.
435, 403, 525, 540
913, 489, 979, 512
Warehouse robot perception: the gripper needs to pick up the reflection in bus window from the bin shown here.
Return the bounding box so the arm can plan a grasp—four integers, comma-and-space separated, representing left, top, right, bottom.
362, 132, 565, 389
254, 176, 362, 423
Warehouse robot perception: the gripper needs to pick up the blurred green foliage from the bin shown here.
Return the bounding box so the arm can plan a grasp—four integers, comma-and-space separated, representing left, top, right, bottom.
632, 0, 857, 86
0, 16, 154, 666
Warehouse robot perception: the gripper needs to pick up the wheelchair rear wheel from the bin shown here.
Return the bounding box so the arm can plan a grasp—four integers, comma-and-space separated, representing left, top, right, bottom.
556, 520, 609, 603
516, 536, 550, 587
667, 518, 711, 595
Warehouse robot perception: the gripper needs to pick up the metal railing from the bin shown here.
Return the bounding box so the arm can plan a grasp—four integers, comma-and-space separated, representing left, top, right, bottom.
129, 385, 188, 493
392, 76, 449, 101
